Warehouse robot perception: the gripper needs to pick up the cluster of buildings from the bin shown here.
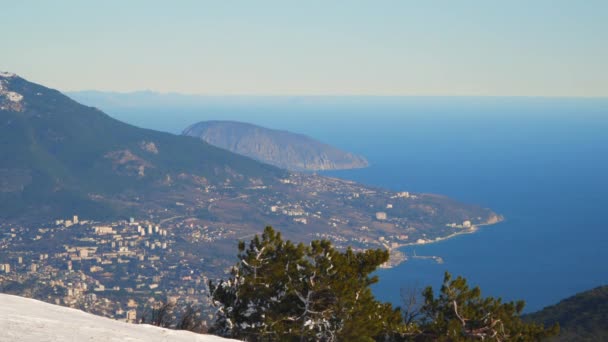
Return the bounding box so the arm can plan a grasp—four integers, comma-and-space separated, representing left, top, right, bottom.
0, 171, 485, 325
446, 220, 474, 229
0, 215, 217, 323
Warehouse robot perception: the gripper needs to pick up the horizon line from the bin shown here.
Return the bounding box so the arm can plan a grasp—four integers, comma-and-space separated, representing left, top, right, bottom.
65, 89, 608, 100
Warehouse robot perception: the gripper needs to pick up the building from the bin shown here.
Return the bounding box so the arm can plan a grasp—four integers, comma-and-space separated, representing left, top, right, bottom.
396, 191, 410, 198
375, 212, 387, 221
294, 217, 308, 224
94, 226, 114, 235
126, 310, 137, 323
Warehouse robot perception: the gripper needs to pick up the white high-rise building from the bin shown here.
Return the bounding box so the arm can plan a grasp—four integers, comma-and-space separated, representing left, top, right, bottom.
375, 212, 387, 220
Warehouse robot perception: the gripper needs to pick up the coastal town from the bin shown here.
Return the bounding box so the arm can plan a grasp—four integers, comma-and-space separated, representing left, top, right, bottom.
0, 172, 499, 323
0, 215, 215, 322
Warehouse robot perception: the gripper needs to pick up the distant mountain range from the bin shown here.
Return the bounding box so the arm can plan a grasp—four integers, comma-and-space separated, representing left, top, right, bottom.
0, 73, 284, 220
182, 121, 368, 171
524, 285, 608, 341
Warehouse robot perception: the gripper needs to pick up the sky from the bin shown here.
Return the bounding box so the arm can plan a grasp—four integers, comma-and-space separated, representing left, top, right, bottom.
2, 0, 607, 96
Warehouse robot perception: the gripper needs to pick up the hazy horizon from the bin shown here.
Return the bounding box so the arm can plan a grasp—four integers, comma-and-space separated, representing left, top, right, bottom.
3, 1, 608, 97
2, 1, 607, 339
69, 89, 608, 99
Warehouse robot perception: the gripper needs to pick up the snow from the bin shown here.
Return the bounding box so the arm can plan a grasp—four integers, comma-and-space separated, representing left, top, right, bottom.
0, 294, 240, 342
0, 74, 24, 105
5, 91, 23, 102
0, 71, 16, 78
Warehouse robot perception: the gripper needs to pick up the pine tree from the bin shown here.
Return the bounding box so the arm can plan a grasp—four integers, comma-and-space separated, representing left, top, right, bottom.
208, 228, 558, 341
415, 272, 559, 341
208, 226, 402, 341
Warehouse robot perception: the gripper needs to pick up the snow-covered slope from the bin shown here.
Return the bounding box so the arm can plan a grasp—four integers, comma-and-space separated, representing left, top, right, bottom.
0, 294, 239, 342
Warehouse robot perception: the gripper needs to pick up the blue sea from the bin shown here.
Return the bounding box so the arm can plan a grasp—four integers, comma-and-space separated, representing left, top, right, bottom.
84, 95, 608, 313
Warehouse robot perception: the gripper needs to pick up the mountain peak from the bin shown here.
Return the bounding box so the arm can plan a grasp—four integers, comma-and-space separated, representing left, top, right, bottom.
0, 74, 286, 219
0, 71, 17, 78
183, 120, 369, 171
0, 72, 24, 111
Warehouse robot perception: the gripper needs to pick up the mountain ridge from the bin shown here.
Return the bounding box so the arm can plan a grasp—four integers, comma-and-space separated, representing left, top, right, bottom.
0, 73, 285, 219
182, 120, 369, 171
524, 285, 608, 341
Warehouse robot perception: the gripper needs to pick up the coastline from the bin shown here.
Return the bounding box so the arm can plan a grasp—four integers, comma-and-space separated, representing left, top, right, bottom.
381, 215, 505, 268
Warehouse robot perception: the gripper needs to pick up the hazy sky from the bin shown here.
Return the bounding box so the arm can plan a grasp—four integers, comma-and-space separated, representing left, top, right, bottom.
3, 1, 607, 96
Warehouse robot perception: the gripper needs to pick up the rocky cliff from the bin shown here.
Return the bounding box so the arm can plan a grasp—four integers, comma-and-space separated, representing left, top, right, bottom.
182, 121, 369, 171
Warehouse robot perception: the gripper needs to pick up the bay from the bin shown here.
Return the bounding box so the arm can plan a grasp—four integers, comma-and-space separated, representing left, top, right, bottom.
97, 96, 608, 313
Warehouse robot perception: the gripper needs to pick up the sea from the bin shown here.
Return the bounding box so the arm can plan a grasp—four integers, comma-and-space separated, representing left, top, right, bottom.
80, 95, 608, 313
